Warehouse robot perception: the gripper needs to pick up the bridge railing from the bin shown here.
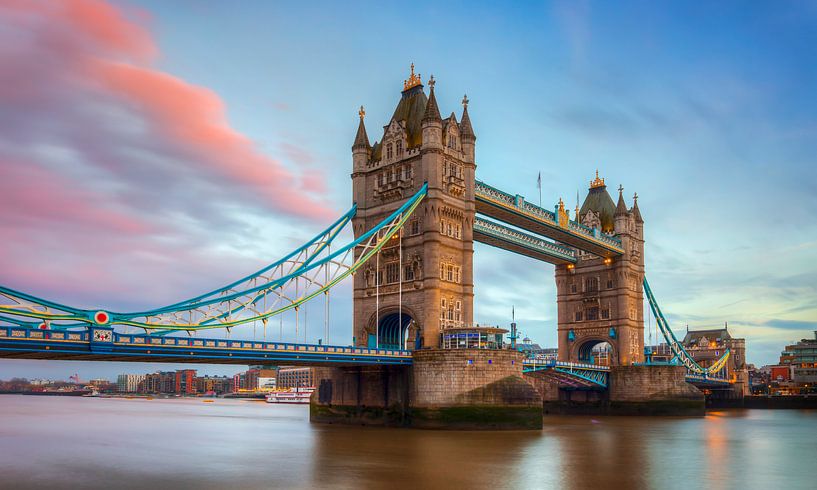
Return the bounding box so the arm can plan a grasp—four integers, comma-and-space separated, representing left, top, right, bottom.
522, 358, 610, 371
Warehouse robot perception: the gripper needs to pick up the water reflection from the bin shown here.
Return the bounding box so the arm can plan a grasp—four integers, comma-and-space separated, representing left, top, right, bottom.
0, 396, 815, 490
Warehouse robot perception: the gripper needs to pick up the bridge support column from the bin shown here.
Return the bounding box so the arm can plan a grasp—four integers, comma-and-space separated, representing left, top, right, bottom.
310, 365, 410, 426
609, 365, 704, 415
409, 349, 542, 430
310, 350, 543, 429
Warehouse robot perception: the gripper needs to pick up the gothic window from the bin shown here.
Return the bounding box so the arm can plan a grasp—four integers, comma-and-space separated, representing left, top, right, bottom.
448, 134, 457, 149
601, 308, 610, 320
586, 277, 599, 292
376, 270, 383, 286
404, 265, 414, 281
410, 219, 421, 236
447, 223, 453, 236
377, 173, 384, 187
575, 311, 583, 322
386, 144, 393, 159
455, 301, 461, 321
405, 165, 412, 179
446, 265, 454, 282
607, 279, 614, 289
439, 263, 445, 280
398, 166, 404, 180
571, 283, 577, 293
440, 220, 445, 234
385, 262, 399, 284
587, 307, 599, 321
396, 140, 403, 156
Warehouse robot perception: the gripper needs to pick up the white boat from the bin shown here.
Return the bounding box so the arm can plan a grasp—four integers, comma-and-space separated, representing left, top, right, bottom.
265, 387, 315, 404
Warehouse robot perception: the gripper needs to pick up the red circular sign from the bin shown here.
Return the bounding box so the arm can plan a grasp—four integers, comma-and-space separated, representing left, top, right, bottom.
94, 311, 109, 324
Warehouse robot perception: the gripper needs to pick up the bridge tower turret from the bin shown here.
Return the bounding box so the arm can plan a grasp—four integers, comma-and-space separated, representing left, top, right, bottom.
556, 173, 645, 365
351, 66, 475, 350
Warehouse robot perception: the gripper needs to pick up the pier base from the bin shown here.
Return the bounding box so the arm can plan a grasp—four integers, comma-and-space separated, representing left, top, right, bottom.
310, 349, 542, 430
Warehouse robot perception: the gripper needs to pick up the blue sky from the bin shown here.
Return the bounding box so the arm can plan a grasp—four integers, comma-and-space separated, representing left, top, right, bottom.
1, 1, 815, 379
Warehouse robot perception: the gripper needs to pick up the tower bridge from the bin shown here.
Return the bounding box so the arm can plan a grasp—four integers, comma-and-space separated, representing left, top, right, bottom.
0, 65, 746, 428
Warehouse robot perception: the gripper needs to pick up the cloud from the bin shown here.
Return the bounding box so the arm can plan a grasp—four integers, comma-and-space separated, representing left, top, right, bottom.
0, 0, 336, 308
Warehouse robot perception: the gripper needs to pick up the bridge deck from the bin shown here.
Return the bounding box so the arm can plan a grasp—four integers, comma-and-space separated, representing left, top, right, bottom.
473, 217, 577, 265
475, 180, 624, 258
0, 327, 412, 366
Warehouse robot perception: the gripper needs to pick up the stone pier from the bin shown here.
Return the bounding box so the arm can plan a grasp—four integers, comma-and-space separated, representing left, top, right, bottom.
310, 349, 543, 430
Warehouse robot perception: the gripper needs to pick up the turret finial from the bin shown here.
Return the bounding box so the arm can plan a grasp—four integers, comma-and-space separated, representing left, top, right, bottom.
590, 170, 606, 189
633, 192, 638, 202
462, 94, 469, 107
358, 105, 365, 120
403, 63, 423, 91
428, 74, 435, 89
618, 184, 624, 195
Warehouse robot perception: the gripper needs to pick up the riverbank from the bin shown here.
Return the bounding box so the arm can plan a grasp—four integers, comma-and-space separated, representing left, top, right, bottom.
708, 394, 817, 409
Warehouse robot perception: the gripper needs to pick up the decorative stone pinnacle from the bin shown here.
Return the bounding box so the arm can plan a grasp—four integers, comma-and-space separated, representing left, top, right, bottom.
618, 184, 624, 194
358, 105, 365, 120
428, 74, 435, 89
633, 192, 638, 202
462, 94, 469, 107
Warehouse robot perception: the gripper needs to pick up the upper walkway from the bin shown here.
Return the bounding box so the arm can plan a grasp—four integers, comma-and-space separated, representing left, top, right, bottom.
474, 180, 624, 258
473, 217, 577, 265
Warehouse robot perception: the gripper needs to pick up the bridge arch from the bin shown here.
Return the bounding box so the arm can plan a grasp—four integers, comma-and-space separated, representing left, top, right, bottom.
365, 307, 419, 350
573, 337, 617, 366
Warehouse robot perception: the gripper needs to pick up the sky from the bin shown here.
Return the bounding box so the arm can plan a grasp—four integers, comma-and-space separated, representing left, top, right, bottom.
1, 0, 815, 380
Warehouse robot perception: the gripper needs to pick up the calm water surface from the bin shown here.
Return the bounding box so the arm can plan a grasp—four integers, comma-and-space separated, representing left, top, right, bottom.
0, 395, 815, 489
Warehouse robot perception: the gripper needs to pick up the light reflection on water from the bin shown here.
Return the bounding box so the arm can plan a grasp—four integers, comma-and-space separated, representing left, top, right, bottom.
0, 396, 815, 489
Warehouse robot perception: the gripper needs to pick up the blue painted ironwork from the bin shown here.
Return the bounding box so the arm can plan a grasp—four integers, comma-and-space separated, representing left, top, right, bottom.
0, 184, 428, 334
0, 325, 412, 366
643, 277, 731, 376
523, 359, 610, 388
474, 179, 624, 253
473, 217, 577, 263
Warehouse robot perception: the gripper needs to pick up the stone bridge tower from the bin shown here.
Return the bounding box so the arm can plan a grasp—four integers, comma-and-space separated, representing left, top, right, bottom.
555, 173, 645, 365
351, 66, 476, 350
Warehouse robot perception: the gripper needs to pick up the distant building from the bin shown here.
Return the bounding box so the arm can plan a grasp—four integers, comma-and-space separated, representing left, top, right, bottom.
779, 331, 817, 386
117, 374, 145, 393
139, 371, 177, 394
277, 367, 314, 389
195, 375, 231, 395
232, 368, 277, 392
681, 326, 748, 395
175, 369, 197, 395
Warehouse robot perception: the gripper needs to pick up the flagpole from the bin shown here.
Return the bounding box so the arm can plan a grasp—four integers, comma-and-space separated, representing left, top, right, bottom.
537, 172, 542, 207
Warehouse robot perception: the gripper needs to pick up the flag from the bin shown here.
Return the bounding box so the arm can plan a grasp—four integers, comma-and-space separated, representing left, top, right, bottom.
537, 172, 541, 190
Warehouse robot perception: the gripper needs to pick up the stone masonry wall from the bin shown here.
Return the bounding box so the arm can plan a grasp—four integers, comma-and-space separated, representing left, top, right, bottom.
609, 365, 704, 415
411, 349, 539, 407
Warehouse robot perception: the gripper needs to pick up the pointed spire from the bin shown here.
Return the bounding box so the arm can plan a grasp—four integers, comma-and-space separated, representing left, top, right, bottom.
460, 94, 476, 141
632, 192, 643, 223
422, 75, 441, 123
615, 184, 628, 216
352, 105, 370, 150
574, 189, 580, 223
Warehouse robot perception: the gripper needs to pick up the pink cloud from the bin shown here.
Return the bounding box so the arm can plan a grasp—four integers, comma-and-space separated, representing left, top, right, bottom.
0, 0, 336, 308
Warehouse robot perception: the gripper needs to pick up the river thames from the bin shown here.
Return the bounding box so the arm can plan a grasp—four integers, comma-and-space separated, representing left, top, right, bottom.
0, 396, 815, 489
